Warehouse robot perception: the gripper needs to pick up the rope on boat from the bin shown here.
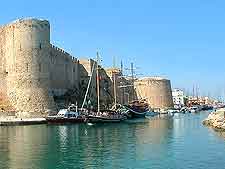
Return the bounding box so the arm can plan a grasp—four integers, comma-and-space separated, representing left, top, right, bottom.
81, 61, 96, 110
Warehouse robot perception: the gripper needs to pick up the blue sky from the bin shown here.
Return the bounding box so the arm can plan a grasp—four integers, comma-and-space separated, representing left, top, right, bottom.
1, 0, 225, 99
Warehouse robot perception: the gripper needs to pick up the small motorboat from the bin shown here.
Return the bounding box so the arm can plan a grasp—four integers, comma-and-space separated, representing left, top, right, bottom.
189, 106, 200, 113
167, 108, 180, 114
46, 105, 86, 124
180, 107, 189, 113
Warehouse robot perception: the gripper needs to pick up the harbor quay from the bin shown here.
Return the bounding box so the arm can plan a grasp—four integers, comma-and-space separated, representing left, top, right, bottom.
0, 18, 174, 124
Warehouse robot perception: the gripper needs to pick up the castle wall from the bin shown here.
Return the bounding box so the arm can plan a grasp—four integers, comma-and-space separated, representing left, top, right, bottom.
79, 59, 96, 102
0, 19, 56, 115
134, 77, 174, 109
0, 27, 7, 101
105, 68, 132, 105
0, 18, 175, 115
0, 18, 83, 116
49, 45, 79, 96
79, 59, 114, 109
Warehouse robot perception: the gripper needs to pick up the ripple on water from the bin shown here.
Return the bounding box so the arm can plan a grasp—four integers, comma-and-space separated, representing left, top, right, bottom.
0, 112, 225, 169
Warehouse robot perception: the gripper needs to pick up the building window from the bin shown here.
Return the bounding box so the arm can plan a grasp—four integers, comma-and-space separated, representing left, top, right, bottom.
39, 43, 42, 49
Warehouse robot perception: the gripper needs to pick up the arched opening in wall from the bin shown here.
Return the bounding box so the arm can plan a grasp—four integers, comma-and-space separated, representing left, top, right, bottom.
39, 43, 42, 50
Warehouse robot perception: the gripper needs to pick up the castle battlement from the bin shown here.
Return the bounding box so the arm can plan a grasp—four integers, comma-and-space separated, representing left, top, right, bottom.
0, 18, 122, 116
0, 18, 50, 31
0, 18, 81, 116
50, 44, 70, 55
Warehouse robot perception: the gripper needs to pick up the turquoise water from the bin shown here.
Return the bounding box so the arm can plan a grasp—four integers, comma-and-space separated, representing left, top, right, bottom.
1, 112, 225, 169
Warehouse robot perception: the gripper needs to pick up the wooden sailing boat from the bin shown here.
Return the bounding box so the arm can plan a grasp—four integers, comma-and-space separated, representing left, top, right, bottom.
118, 62, 149, 118
86, 52, 126, 123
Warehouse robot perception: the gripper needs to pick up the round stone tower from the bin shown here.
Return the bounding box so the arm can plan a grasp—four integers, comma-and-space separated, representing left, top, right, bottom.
134, 77, 174, 109
3, 18, 56, 116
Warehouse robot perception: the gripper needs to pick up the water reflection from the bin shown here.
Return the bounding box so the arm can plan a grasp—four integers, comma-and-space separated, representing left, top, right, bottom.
0, 112, 225, 169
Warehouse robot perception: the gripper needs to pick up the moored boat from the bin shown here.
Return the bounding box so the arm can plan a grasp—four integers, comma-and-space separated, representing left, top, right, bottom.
86, 110, 127, 123
189, 106, 201, 113
122, 105, 147, 118
121, 99, 149, 118
167, 108, 180, 114
201, 105, 213, 111
46, 105, 86, 123
84, 53, 127, 124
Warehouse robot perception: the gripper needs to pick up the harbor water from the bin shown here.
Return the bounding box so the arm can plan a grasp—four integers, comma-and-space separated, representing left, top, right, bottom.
1, 111, 225, 169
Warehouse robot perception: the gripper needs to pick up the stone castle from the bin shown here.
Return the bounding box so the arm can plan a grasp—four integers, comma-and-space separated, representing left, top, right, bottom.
134, 77, 174, 109
0, 18, 173, 117
0, 18, 102, 116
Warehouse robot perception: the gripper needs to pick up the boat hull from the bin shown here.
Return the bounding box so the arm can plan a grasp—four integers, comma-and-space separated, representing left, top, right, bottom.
46, 117, 86, 124
87, 116, 126, 123
132, 111, 147, 118
122, 106, 148, 118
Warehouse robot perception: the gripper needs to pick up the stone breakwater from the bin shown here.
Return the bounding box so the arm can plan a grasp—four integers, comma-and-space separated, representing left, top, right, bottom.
202, 108, 225, 131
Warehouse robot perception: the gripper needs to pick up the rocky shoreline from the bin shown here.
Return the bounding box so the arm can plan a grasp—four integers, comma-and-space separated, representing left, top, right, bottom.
202, 108, 225, 132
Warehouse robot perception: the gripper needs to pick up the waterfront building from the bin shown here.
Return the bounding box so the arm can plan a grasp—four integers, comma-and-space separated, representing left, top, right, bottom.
172, 88, 185, 108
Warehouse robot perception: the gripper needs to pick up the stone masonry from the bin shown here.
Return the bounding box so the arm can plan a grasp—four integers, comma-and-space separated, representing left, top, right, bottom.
0, 18, 115, 117
0, 18, 82, 116
134, 77, 174, 109
0, 18, 174, 116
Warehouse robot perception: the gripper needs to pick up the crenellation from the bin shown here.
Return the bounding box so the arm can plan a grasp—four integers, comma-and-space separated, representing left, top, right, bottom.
0, 18, 56, 116
0, 18, 116, 116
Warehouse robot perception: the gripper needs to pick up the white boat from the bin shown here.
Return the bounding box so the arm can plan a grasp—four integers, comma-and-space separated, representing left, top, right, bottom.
167, 109, 180, 114
46, 105, 86, 123
189, 106, 200, 113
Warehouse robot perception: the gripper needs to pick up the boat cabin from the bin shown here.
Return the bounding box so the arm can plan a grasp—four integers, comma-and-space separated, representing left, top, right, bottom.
57, 109, 80, 118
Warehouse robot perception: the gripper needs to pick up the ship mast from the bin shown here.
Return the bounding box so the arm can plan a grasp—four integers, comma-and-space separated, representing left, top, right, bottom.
130, 62, 134, 102
96, 52, 100, 114
81, 61, 96, 110
113, 56, 117, 107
